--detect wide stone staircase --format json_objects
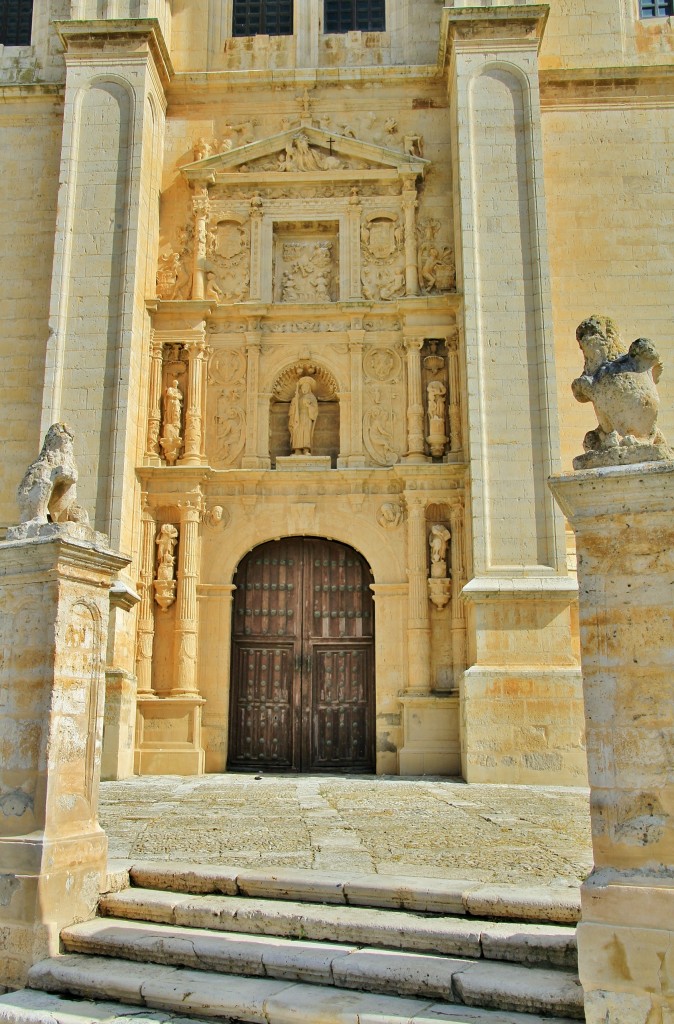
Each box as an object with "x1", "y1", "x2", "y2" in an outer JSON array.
[{"x1": 0, "y1": 864, "x2": 585, "y2": 1023}]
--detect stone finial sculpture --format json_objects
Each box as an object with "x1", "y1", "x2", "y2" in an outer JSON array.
[
  {"x1": 10, "y1": 423, "x2": 90, "y2": 539},
  {"x1": 571, "y1": 315, "x2": 673, "y2": 470}
]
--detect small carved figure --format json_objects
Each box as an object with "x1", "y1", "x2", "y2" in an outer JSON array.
[
  {"x1": 154, "y1": 523, "x2": 178, "y2": 610},
  {"x1": 364, "y1": 388, "x2": 397, "y2": 466},
  {"x1": 429, "y1": 523, "x2": 451, "y2": 579},
  {"x1": 379, "y1": 268, "x2": 405, "y2": 301},
  {"x1": 160, "y1": 379, "x2": 184, "y2": 465},
  {"x1": 571, "y1": 315, "x2": 673, "y2": 469},
  {"x1": 289, "y1": 376, "x2": 319, "y2": 454},
  {"x1": 15, "y1": 423, "x2": 89, "y2": 529},
  {"x1": 193, "y1": 137, "x2": 212, "y2": 162},
  {"x1": 203, "y1": 505, "x2": 228, "y2": 528},
  {"x1": 205, "y1": 272, "x2": 225, "y2": 303},
  {"x1": 377, "y1": 502, "x2": 403, "y2": 530}
]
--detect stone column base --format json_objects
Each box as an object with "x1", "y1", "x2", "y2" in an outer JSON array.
[
  {"x1": 461, "y1": 666, "x2": 587, "y2": 785},
  {"x1": 578, "y1": 878, "x2": 674, "y2": 1023},
  {"x1": 398, "y1": 694, "x2": 460, "y2": 776},
  {"x1": 135, "y1": 695, "x2": 205, "y2": 775}
]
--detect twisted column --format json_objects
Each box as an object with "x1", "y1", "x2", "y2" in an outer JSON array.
[
  {"x1": 181, "y1": 337, "x2": 207, "y2": 466},
  {"x1": 135, "y1": 501, "x2": 157, "y2": 697},
  {"x1": 402, "y1": 175, "x2": 419, "y2": 297},
  {"x1": 406, "y1": 495, "x2": 431, "y2": 693},
  {"x1": 404, "y1": 336, "x2": 426, "y2": 461},
  {"x1": 145, "y1": 334, "x2": 163, "y2": 464},
  {"x1": 172, "y1": 501, "x2": 201, "y2": 696}
]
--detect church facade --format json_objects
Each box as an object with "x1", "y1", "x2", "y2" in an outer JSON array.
[{"x1": 1, "y1": 0, "x2": 672, "y2": 784}]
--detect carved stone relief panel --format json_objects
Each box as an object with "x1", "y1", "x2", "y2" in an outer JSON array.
[
  {"x1": 273, "y1": 222, "x2": 339, "y2": 303},
  {"x1": 417, "y1": 219, "x2": 456, "y2": 294},
  {"x1": 206, "y1": 346, "x2": 247, "y2": 468},
  {"x1": 362, "y1": 346, "x2": 404, "y2": 466},
  {"x1": 360, "y1": 212, "x2": 405, "y2": 301},
  {"x1": 206, "y1": 216, "x2": 250, "y2": 303}
]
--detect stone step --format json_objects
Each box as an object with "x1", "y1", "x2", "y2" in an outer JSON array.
[
  {"x1": 120, "y1": 862, "x2": 580, "y2": 924},
  {"x1": 99, "y1": 887, "x2": 578, "y2": 968},
  {"x1": 22, "y1": 956, "x2": 583, "y2": 1024},
  {"x1": 59, "y1": 920, "x2": 584, "y2": 1018},
  {"x1": 0, "y1": 988, "x2": 229, "y2": 1024}
]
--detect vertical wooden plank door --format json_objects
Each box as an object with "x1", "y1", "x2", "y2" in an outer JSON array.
[{"x1": 228, "y1": 537, "x2": 375, "y2": 772}]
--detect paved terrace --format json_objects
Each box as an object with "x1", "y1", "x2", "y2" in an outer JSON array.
[{"x1": 100, "y1": 775, "x2": 593, "y2": 887}]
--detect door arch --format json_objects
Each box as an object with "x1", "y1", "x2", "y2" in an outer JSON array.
[{"x1": 228, "y1": 537, "x2": 375, "y2": 772}]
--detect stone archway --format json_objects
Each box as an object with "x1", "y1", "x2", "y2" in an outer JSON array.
[{"x1": 228, "y1": 536, "x2": 375, "y2": 773}]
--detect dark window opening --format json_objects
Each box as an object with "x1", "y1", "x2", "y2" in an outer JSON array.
[
  {"x1": 324, "y1": 0, "x2": 385, "y2": 33},
  {"x1": 639, "y1": 0, "x2": 673, "y2": 15},
  {"x1": 232, "y1": 0, "x2": 294, "y2": 36},
  {"x1": 0, "y1": 0, "x2": 33, "y2": 46}
]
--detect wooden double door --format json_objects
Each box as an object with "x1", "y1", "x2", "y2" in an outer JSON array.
[{"x1": 228, "y1": 537, "x2": 375, "y2": 772}]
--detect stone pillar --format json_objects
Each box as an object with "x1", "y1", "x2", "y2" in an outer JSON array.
[
  {"x1": 173, "y1": 502, "x2": 201, "y2": 696},
  {"x1": 181, "y1": 336, "x2": 208, "y2": 466},
  {"x1": 249, "y1": 195, "x2": 264, "y2": 301},
  {"x1": 241, "y1": 324, "x2": 263, "y2": 469},
  {"x1": 549, "y1": 462, "x2": 674, "y2": 1024},
  {"x1": 449, "y1": 501, "x2": 467, "y2": 683},
  {"x1": 443, "y1": 6, "x2": 584, "y2": 784},
  {"x1": 145, "y1": 333, "x2": 163, "y2": 465},
  {"x1": 0, "y1": 530, "x2": 129, "y2": 990},
  {"x1": 135, "y1": 502, "x2": 156, "y2": 699},
  {"x1": 447, "y1": 332, "x2": 462, "y2": 453},
  {"x1": 405, "y1": 496, "x2": 431, "y2": 694},
  {"x1": 404, "y1": 336, "x2": 427, "y2": 462},
  {"x1": 346, "y1": 329, "x2": 366, "y2": 466},
  {"x1": 347, "y1": 196, "x2": 362, "y2": 299},
  {"x1": 191, "y1": 190, "x2": 209, "y2": 301},
  {"x1": 402, "y1": 175, "x2": 419, "y2": 297}
]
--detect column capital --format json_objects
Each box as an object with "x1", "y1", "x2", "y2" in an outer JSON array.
[
  {"x1": 403, "y1": 335, "x2": 425, "y2": 352},
  {"x1": 55, "y1": 18, "x2": 174, "y2": 91},
  {"x1": 177, "y1": 500, "x2": 203, "y2": 525}
]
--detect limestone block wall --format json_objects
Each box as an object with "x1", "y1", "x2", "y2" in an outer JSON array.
[{"x1": 0, "y1": 93, "x2": 61, "y2": 530}]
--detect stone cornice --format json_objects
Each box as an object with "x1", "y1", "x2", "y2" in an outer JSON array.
[
  {"x1": 540, "y1": 64, "x2": 674, "y2": 109},
  {"x1": 0, "y1": 83, "x2": 64, "y2": 104},
  {"x1": 439, "y1": 4, "x2": 550, "y2": 66},
  {"x1": 55, "y1": 18, "x2": 173, "y2": 90},
  {"x1": 549, "y1": 462, "x2": 674, "y2": 524}
]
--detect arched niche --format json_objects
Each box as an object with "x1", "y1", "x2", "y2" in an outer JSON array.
[{"x1": 269, "y1": 363, "x2": 340, "y2": 467}]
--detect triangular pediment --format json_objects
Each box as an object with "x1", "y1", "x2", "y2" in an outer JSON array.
[{"x1": 182, "y1": 124, "x2": 428, "y2": 183}]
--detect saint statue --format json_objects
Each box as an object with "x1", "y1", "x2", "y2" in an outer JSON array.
[
  {"x1": 289, "y1": 376, "x2": 318, "y2": 455},
  {"x1": 429, "y1": 523, "x2": 451, "y2": 579},
  {"x1": 164, "y1": 380, "x2": 183, "y2": 433}
]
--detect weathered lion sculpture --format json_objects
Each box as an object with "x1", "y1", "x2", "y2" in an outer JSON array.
[
  {"x1": 16, "y1": 423, "x2": 89, "y2": 527},
  {"x1": 571, "y1": 315, "x2": 671, "y2": 469}
]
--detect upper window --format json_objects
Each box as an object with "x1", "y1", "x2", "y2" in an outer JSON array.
[
  {"x1": 232, "y1": 0, "x2": 294, "y2": 36},
  {"x1": 324, "y1": 0, "x2": 386, "y2": 33},
  {"x1": 0, "y1": 0, "x2": 33, "y2": 45},
  {"x1": 639, "y1": 0, "x2": 673, "y2": 15}
]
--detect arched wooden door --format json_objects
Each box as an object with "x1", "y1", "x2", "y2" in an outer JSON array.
[{"x1": 228, "y1": 537, "x2": 375, "y2": 772}]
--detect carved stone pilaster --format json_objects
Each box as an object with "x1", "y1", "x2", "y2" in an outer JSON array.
[
  {"x1": 347, "y1": 195, "x2": 362, "y2": 299},
  {"x1": 249, "y1": 194, "x2": 264, "y2": 301},
  {"x1": 181, "y1": 336, "x2": 208, "y2": 466},
  {"x1": 136, "y1": 502, "x2": 156, "y2": 697},
  {"x1": 447, "y1": 331, "x2": 462, "y2": 452},
  {"x1": 449, "y1": 502, "x2": 467, "y2": 679},
  {"x1": 192, "y1": 191, "x2": 209, "y2": 301},
  {"x1": 348, "y1": 330, "x2": 365, "y2": 465},
  {"x1": 242, "y1": 324, "x2": 262, "y2": 468},
  {"x1": 402, "y1": 176, "x2": 419, "y2": 297},
  {"x1": 145, "y1": 335, "x2": 163, "y2": 464},
  {"x1": 172, "y1": 501, "x2": 201, "y2": 697},
  {"x1": 404, "y1": 337, "x2": 427, "y2": 462},
  {"x1": 406, "y1": 496, "x2": 431, "y2": 693}
]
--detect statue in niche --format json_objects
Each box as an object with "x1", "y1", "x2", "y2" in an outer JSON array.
[
  {"x1": 160, "y1": 379, "x2": 183, "y2": 465},
  {"x1": 429, "y1": 523, "x2": 451, "y2": 579},
  {"x1": 571, "y1": 315, "x2": 673, "y2": 469},
  {"x1": 154, "y1": 523, "x2": 178, "y2": 610},
  {"x1": 364, "y1": 388, "x2": 397, "y2": 466},
  {"x1": 289, "y1": 377, "x2": 318, "y2": 455},
  {"x1": 13, "y1": 423, "x2": 89, "y2": 532},
  {"x1": 427, "y1": 380, "x2": 448, "y2": 458}
]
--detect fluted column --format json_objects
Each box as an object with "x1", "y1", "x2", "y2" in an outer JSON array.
[
  {"x1": 404, "y1": 336, "x2": 427, "y2": 462},
  {"x1": 145, "y1": 334, "x2": 163, "y2": 464},
  {"x1": 249, "y1": 194, "x2": 264, "y2": 301},
  {"x1": 402, "y1": 175, "x2": 419, "y2": 297},
  {"x1": 449, "y1": 502, "x2": 467, "y2": 682},
  {"x1": 347, "y1": 194, "x2": 362, "y2": 299},
  {"x1": 172, "y1": 502, "x2": 201, "y2": 696},
  {"x1": 192, "y1": 190, "x2": 209, "y2": 301},
  {"x1": 447, "y1": 331, "x2": 462, "y2": 453},
  {"x1": 242, "y1": 323, "x2": 262, "y2": 468},
  {"x1": 406, "y1": 495, "x2": 431, "y2": 693},
  {"x1": 347, "y1": 329, "x2": 365, "y2": 465},
  {"x1": 135, "y1": 501, "x2": 157, "y2": 697},
  {"x1": 181, "y1": 336, "x2": 208, "y2": 466}
]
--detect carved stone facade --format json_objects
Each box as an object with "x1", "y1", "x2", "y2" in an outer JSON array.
[{"x1": 7, "y1": 0, "x2": 673, "y2": 790}]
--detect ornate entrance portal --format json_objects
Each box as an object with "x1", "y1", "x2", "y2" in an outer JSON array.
[{"x1": 228, "y1": 538, "x2": 375, "y2": 773}]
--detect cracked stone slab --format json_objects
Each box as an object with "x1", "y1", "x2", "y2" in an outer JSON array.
[
  {"x1": 0, "y1": 989, "x2": 228, "y2": 1024},
  {"x1": 452, "y1": 960, "x2": 585, "y2": 1019}
]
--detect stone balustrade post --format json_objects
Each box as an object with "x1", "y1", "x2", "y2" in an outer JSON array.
[
  {"x1": 172, "y1": 502, "x2": 201, "y2": 696},
  {"x1": 406, "y1": 495, "x2": 431, "y2": 693},
  {"x1": 135, "y1": 502, "x2": 157, "y2": 698},
  {"x1": 404, "y1": 336, "x2": 427, "y2": 462},
  {"x1": 402, "y1": 175, "x2": 419, "y2": 297},
  {"x1": 549, "y1": 462, "x2": 674, "y2": 1024},
  {"x1": 181, "y1": 336, "x2": 208, "y2": 466}
]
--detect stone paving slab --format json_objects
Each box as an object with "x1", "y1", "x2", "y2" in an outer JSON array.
[{"x1": 99, "y1": 775, "x2": 592, "y2": 886}]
